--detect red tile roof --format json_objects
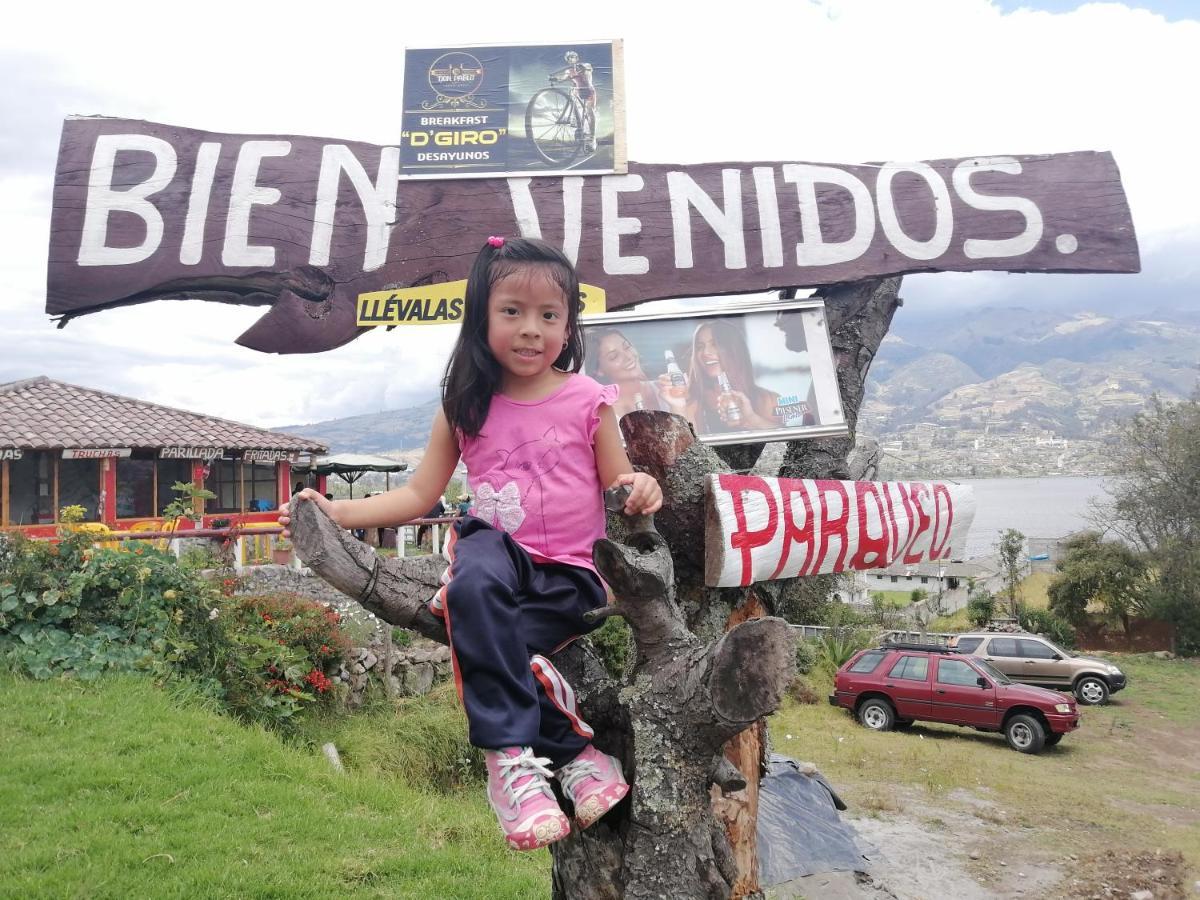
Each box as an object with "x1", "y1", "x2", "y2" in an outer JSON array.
[{"x1": 0, "y1": 377, "x2": 327, "y2": 453}]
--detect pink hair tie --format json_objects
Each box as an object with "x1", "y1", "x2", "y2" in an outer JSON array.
[{"x1": 487, "y1": 235, "x2": 505, "y2": 248}]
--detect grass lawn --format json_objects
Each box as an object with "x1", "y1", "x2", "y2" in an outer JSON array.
[
  {"x1": 775, "y1": 653, "x2": 1200, "y2": 874},
  {"x1": 0, "y1": 676, "x2": 547, "y2": 899}
]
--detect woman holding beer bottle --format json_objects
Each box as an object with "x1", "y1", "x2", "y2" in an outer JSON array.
[{"x1": 657, "y1": 319, "x2": 784, "y2": 434}]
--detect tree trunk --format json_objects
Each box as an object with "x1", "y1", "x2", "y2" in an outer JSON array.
[{"x1": 289, "y1": 277, "x2": 902, "y2": 899}]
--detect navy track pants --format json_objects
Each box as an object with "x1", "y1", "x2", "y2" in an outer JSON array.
[{"x1": 429, "y1": 517, "x2": 606, "y2": 767}]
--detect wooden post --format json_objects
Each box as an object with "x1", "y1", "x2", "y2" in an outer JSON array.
[
  {"x1": 1, "y1": 459, "x2": 8, "y2": 527},
  {"x1": 52, "y1": 457, "x2": 59, "y2": 522},
  {"x1": 233, "y1": 536, "x2": 245, "y2": 573}
]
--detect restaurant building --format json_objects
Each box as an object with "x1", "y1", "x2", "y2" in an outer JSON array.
[{"x1": 0, "y1": 377, "x2": 327, "y2": 536}]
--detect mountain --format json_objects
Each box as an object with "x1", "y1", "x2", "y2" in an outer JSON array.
[
  {"x1": 279, "y1": 398, "x2": 439, "y2": 455},
  {"x1": 278, "y1": 307, "x2": 1198, "y2": 467},
  {"x1": 864, "y1": 306, "x2": 1200, "y2": 438}
]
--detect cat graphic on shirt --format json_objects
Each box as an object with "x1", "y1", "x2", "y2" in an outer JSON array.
[{"x1": 477, "y1": 426, "x2": 562, "y2": 547}]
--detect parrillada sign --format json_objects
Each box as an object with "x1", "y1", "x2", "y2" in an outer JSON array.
[
  {"x1": 46, "y1": 117, "x2": 1139, "y2": 355},
  {"x1": 159, "y1": 446, "x2": 223, "y2": 460}
]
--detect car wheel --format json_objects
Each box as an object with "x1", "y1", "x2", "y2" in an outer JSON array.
[
  {"x1": 858, "y1": 698, "x2": 895, "y2": 732},
  {"x1": 1004, "y1": 714, "x2": 1046, "y2": 754},
  {"x1": 1044, "y1": 732, "x2": 1063, "y2": 747},
  {"x1": 1075, "y1": 676, "x2": 1110, "y2": 706}
]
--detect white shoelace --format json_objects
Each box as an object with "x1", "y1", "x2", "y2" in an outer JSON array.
[
  {"x1": 496, "y1": 748, "x2": 556, "y2": 810},
  {"x1": 557, "y1": 757, "x2": 602, "y2": 799}
]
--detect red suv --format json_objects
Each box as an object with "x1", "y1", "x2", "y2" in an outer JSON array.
[{"x1": 829, "y1": 643, "x2": 1080, "y2": 753}]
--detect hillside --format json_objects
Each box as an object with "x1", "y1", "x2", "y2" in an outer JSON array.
[{"x1": 276, "y1": 307, "x2": 1197, "y2": 477}]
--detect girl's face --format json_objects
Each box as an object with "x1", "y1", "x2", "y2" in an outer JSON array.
[
  {"x1": 693, "y1": 326, "x2": 725, "y2": 380},
  {"x1": 487, "y1": 266, "x2": 570, "y2": 383},
  {"x1": 596, "y1": 333, "x2": 646, "y2": 382}
]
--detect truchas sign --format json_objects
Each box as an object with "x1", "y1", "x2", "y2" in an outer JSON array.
[{"x1": 46, "y1": 118, "x2": 1139, "y2": 355}]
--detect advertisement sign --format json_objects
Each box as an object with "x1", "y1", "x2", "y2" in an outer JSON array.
[
  {"x1": 356, "y1": 281, "x2": 607, "y2": 327},
  {"x1": 582, "y1": 299, "x2": 845, "y2": 445},
  {"x1": 705, "y1": 475, "x2": 976, "y2": 588},
  {"x1": 61, "y1": 448, "x2": 131, "y2": 459},
  {"x1": 159, "y1": 446, "x2": 224, "y2": 461},
  {"x1": 400, "y1": 40, "x2": 624, "y2": 178},
  {"x1": 45, "y1": 117, "x2": 1140, "y2": 355}
]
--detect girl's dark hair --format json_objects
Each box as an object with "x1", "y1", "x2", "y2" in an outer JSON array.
[{"x1": 442, "y1": 237, "x2": 584, "y2": 438}]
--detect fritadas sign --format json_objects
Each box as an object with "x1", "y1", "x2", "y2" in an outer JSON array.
[
  {"x1": 46, "y1": 117, "x2": 1138, "y2": 354},
  {"x1": 704, "y1": 475, "x2": 976, "y2": 588}
]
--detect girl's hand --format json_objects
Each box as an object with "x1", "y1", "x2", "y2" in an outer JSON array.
[
  {"x1": 277, "y1": 489, "x2": 337, "y2": 538},
  {"x1": 613, "y1": 472, "x2": 663, "y2": 515}
]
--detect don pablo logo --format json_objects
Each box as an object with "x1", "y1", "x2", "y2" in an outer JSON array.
[{"x1": 425, "y1": 51, "x2": 486, "y2": 109}]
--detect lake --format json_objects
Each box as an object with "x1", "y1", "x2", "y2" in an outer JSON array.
[{"x1": 956, "y1": 476, "x2": 1109, "y2": 559}]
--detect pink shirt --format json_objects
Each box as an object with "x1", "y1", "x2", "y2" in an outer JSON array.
[{"x1": 460, "y1": 375, "x2": 618, "y2": 573}]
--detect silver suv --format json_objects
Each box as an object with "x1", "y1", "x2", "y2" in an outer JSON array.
[{"x1": 947, "y1": 632, "x2": 1127, "y2": 706}]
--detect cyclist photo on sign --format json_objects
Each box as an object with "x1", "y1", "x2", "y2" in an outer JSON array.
[{"x1": 550, "y1": 51, "x2": 596, "y2": 151}]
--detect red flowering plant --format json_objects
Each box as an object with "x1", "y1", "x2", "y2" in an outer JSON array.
[{"x1": 216, "y1": 592, "x2": 352, "y2": 729}]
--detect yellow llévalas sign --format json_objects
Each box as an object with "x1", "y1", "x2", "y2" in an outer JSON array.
[{"x1": 357, "y1": 281, "x2": 607, "y2": 326}]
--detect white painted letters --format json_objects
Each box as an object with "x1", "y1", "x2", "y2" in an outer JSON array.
[
  {"x1": 310, "y1": 145, "x2": 400, "y2": 271},
  {"x1": 783, "y1": 164, "x2": 876, "y2": 267},
  {"x1": 78, "y1": 134, "x2": 178, "y2": 266},
  {"x1": 222, "y1": 140, "x2": 292, "y2": 267},
  {"x1": 953, "y1": 157, "x2": 1044, "y2": 259},
  {"x1": 876, "y1": 162, "x2": 954, "y2": 261},
  {"x1": 667, "y1": 169, "x2": 747, "y2": 270},
  {"x1": 601, "y1": 174, "x2": 650, "y2": 275}
]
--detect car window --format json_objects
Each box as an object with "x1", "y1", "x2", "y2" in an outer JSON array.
[
  {"x1": 887, "y1": 655, "x2": 929, "y2": 681},
  {"x1": 848, "y1": 650, "x2": 887, "y2": 673},
  {"x1": 988, "y1": 637, "x2": 1019, "y2": 657},
  {"x1": 937, "y1": 659, "x2": 982, "y2": 686},
  {"x1": 955, "y1": 637, "x2": 983, "y2": 653},
  {"x1": 973, "y1": 658, "x2": 1012, "y2": 685},
  {"x1": 1018, "y1": 639, "x2": 1057, "y2": 659}
]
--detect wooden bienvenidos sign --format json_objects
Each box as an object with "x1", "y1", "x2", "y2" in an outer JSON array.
[
  {"x1": 46, "y1": 117, "x2": 1139, "y2": 354},
  {"x1": 704, "y1": 474, "x2": 976, "y2": 588}
]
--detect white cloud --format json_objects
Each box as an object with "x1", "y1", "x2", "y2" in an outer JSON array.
[{"x1": 1, "y1": 0, "x2": 1197, "y2": 431}]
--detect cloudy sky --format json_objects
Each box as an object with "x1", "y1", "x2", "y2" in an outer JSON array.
[{"x1": 1, "y1": 0, "x2": 1196, "y2": 429}]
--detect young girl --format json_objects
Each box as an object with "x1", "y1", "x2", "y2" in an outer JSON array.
[{"x1": 279, "y1": 236, "x2": 661, "y2": 852}]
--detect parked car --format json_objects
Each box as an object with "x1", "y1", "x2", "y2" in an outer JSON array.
[
  {"x1": 946, "y1": 632, "x2": 1126, "y2": 706},
  {"x1": 829, "y1": 642, "x2": 1080, "y2": 753}
]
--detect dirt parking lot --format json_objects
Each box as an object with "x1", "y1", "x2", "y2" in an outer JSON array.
[{"x1": 770, "y1": 654, "x2": 1200, "y2": 899}]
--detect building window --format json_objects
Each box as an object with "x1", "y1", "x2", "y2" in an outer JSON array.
[
  {"x1": 117, "y1": 455, "x2": 155, "y2": 519},
  {"x1": 889, "y1": 575, "x2": 898, "y2": 583},
  {"x1": 920, "y1": 576, "x2": 929, "y2": 584},
  {"x1": 244, "y1": 462, "x2": 277, "y2": 512},
  {"x1": 156, "y1": 459, "x2": 194, "y2": 517},
  {"x1": 205, "y1": 460, "x2": 241, "y2": 513},
  {"x1": 59, "y1": 459, "x2": 101, "y2": 522},
  {"x1": 8, "y1": 451, "x2": 55, "y2": 525}
]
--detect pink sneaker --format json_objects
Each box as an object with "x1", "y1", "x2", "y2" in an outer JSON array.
[
  {"x1": 484, "y1": 747, "x2": 570, "y2": 851},
  {"x1": 556, "y1": 744, "x2": 630, "y2": 828}
]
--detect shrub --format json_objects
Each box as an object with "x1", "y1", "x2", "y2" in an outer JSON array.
[
  {"x1": 966, "y1": 591, "x2": 996, "y2": 628},
  {"x1": 794, "y1": 637, "x2": 817, "y2": 675},
  {"x1": 216, "y1": 593, "x2": 352, "y2": 730},
  {"x1": 1018, "y1": 605, "x2": 1077, "y2": 650},
  {"x1": 1, "y1": 530, "x2": 224, "y2": 683},
  {"x1": 815, "y1": 627, "x2": 874, "y2": 676}
]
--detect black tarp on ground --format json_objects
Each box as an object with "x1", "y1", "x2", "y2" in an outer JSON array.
[{"x1": 757, "y1": 754, "x2": 871, "y2": 885}]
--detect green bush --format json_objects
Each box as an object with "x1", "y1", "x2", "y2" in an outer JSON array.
[
  {"x1": 1018, "y1": 605, "x2": 1077, "y2": 650},
  {"x1": 794, "y1": 637, "x2": 817, "y2": 675},
  {"x1": 815, "y1": 628, "x2": 874, "y2": 676},
  {"x1": 217, "y1": 592, "x2": 353, "y2": 730},
  {"x1": 0, "y1": 530, "x2": 224, "y2": 682},
  {"x1": 1, "y1": 529, "x2": 353, "y2": 732},
  {"x1": 967, "y1": 591, "x2": 996, "y2": 628}
]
